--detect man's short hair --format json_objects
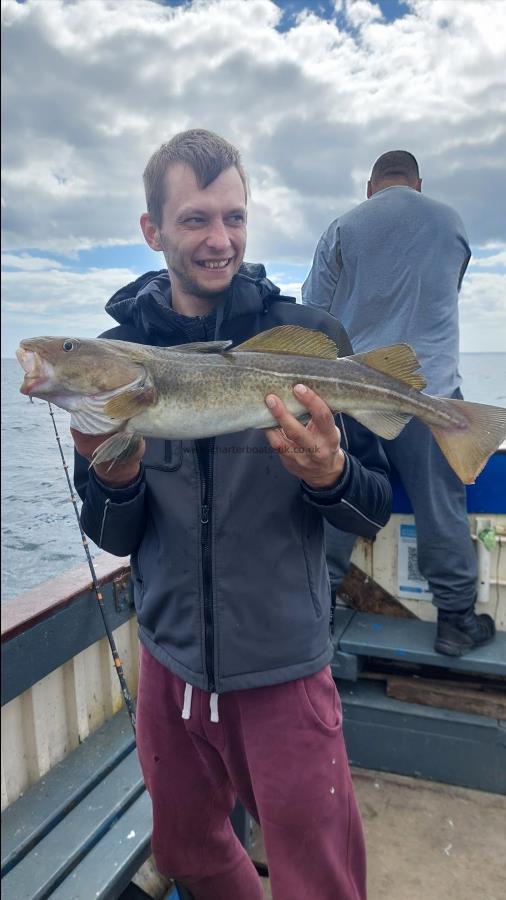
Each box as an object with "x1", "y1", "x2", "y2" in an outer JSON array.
[
  {"x1": 370, "y1": 150, "x2": 420, "y2": 186},
  {"x1": 143, "y1": 129, "x2": 248, "y2": 226}
]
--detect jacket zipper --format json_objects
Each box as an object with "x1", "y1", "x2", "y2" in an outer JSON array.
[{"x1": 197, "y1": 438, "x2": 216, "y2": 693}]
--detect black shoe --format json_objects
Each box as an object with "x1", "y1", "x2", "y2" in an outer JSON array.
[{"x1": 435, "y1": 606, "x2": 496, "y2": 657}]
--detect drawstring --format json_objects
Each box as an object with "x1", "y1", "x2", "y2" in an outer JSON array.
[
  {"x1": 181, "y1": 684, "x2": 220, "y2": 723},
  {"x1": 182, "y1": 683, "x2": 193, "y2": 720},
  {"x1": 210, "y1": 692, "x2": 219, "y2": 723}
]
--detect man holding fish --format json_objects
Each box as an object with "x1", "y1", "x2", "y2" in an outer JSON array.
[
  {"x1": 71, "y1": 129, "x2": 392, "y2": 900},
  {"x1": 17, "y1": 132, "x2": 506, "y2": 899},
  {"x1": 82, "y1": 132, "x2": 396, "y2": 900},
  {"x1": 302, "y1": 150, "x2": 498, "y2": 658}
]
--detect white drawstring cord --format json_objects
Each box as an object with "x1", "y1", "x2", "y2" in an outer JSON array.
[
  {"x1": 181, "y1": 683, "x2": 219, "y2": 722},
  {"x1": 210, "y1": 692, "x2": 220, "y2": 723},
  {"x1": 181, "y1": 683, "x2": 193, "y2": 720}
]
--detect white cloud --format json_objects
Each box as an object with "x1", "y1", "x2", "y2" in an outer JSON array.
[
  {"x1": 345, "y1": 1, "x2": 383, "y2": 28},
  {"x1": 271, "y1": 279, "x2": 302, "y2": 304},
  {"x1": 1, "y1": 253, "x2": 65, "y2": 270},
  {"x1": 1, "y1": 0, "x2": 505, "y2": 350},
  {"x1": 2, "y1": 0, "x2": 506, "y2": 253},
  {"x1": 1, "y1": 266, "x2": 139, "y2": 355},
  {"x1": 460, "y1": 272, "x2": 506, "y2": 323},
  {"x1": 469, "y1": 248, "x2": 506, "y2": 270},
  {"x1": 459, "y1": 271, "x2": 506, "y2": 353}
]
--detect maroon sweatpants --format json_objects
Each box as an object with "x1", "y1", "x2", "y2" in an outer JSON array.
[{"x1": 136, "y1": 645, "x2": 366, "y2": 900}]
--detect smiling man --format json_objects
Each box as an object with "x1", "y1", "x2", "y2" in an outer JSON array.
[
  {"x1": 140, "y1": 139, "x2": 248, "y2": 313},
  {"x1": 72, "y1": 129, "x2": 392, "y2": 900}
]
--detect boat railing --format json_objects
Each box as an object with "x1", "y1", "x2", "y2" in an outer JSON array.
[{"x1": 1, "y1": 553, "x2": 135, "y2": 812}]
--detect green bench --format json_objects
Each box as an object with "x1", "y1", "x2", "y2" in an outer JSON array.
[
  {"x1": 332, "y1": 608, "x2": 506, "y2": 678},
  {"x1": 331, "y1": 609, "x2": 506, "y2": 794},
  {"x1": 1, "y1": 709, "x2": 157, "y2": 899},
  {"x1": 0, "y1": 706, "x2": 253, "y2": 900}
]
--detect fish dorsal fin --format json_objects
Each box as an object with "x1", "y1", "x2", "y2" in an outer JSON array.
[
  {"x1": 170, "y1": 340, "x2": 233, "y2": 353},
  {"x1": 351, "y1": 344, "x2": 427, "y2": 391},
  {"x1": 234, "y1": 325, "x2": 338, "y2": 359}
]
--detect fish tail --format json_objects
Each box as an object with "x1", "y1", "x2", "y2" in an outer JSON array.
[{"x1": 429, "y1": 399, "x2": 506, "y2": 484}]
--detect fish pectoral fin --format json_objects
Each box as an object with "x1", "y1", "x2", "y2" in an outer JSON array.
[
  {"x1": 169, "y1": 340, "x2": 234, "y2": 353},
  {"x1": 90, "y1": 433, "x2": 143, "y2": 470},
  {"x1": 351, "y1": 344, "x2": 427, "y2": 391},
  {"x1": 233, "y1": 325, "x2": 338, "y2": 359},
  {"x1": 351, "y1": 409, "x2": 412, "y2": 439},
  {"x1": 104, "y1": 383, "x2": 156, "y2": 420}
]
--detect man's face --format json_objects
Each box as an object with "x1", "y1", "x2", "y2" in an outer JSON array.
[{"x1": 156, "y1": 162, "x2": 247, "y2": 301}]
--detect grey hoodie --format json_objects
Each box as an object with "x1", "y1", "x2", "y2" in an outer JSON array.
[{"x1": 75, "y1": 265, "x2": 391, "y2": 693}]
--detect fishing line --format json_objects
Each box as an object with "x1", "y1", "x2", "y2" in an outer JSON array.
[{"x1": 47, "y1": 402, "x2": 136, "y2": 732}]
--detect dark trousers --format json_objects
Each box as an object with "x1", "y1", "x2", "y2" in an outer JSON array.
[
  {"x1": 136, "y1": 645, "x2": 366, "y2": 900},
  {"x1": 326, "y1": 402, "x2": 478, "y2": 612}
]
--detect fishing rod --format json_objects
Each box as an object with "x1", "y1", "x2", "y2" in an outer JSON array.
[{"x1": 48, "y1": 402, "x2": 136, "y2": 732}]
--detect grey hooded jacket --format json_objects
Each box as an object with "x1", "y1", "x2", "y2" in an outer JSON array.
[{"x1": 75, "y1": 265, "x2": 391, "y2": 693}]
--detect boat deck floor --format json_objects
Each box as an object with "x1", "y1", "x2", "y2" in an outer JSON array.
[{"x1": 250, "y1": 768, "x2": 505, "y2": 900}]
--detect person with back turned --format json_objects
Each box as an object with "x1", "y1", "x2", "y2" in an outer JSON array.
[
  {"x1": 71, "y1": 129, "x2": 392, "y2": 899},
  {"x1": 302, "y1": 149, "x2": 495, "y2": 657}
]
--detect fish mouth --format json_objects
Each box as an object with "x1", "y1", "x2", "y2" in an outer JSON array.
[{"x1": 16, "y1": 347, "x2": 52, "y2": 396}]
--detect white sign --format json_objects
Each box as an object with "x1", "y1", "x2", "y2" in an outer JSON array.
[{"x1": 397, "y1": 523, "x2": 432, "y2": 601}]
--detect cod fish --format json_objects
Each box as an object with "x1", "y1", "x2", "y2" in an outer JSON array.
[{"x1": 17, "y1": 325, "x2": 506, "y2": 484}]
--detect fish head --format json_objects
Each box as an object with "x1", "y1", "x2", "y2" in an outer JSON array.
[{"x1": 16, "y1": 336, "x2": 145, "y2": 402}]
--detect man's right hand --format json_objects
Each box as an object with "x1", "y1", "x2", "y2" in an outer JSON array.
[{"x1": 71, "y1": 428, "x2": 146, "y2": 487}]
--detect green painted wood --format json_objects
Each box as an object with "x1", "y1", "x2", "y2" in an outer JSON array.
[
  {"x1": 1, "y1": 751, "x2": 145, "y2": 899},
  {"x1": 339, "y1": 613, "x2": 506, "y2": 676},
  {"x1": 48, "y1": 791, "x2": 153, "y2": 900},
  {"x1": 331, "y1": 649, "x2": 363, "y2": 681},
  {"x1": 1, "y1": 584, "x2": 135, "y2": 706},
  {"x1": 332, "y1": 607, "x2": 356, "y2": 639},
  {"x1": 337, "y1": 679, "x2": 506, "y2": 794},
  {"x1": 1, "y1": 709, "x2": 134, "y2": 875}
]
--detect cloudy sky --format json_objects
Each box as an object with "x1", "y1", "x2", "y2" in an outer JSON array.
[{"x1": 2, "y1": 0, "x2": 505, "y2": 356}]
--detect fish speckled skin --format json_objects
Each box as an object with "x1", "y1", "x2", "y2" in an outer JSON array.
[
  {"x1": 124, "y1": 349, "x2": 464, "y2": 439},
  {"x1": 17, "y1": 327, "x2": 506, "y2": 484}
]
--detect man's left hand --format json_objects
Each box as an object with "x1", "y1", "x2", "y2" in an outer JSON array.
[{"x1": 264, "y1": 384, "x2": 345, "y2": 490}]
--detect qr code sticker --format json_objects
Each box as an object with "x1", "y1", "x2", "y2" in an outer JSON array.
[{"x1": 407, "y1": 545, "x2": 423, "y2": 583}]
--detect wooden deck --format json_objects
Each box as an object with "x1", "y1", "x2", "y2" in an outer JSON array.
[{"x1": 251, "y1": 768, "x2": 506, "y2": 900}]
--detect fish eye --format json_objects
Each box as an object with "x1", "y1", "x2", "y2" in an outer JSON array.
[{"x1": 62, "y1": 340, "x2": 75, "y2": 352}]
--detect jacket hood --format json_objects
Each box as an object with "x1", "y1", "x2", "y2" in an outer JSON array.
[{"x1": 104, "y1": 263, "x2": 291, "y2": 341}]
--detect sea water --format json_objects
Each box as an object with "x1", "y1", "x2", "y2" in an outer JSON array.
[{"x1": 2, "y1": 354, "x2": 505, "y2": 602}]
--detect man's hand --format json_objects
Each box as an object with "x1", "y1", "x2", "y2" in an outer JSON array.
[
  {"x1": 71, "y1": 428, "x2": 145, "y2": 487},
  {"x1": 264, "y1": 384, "x2": 345, "y2": 490}
]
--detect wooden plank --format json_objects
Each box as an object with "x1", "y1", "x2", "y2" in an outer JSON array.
[
  {"x1": 386, "y1": 675, "x2": 506, "y2": 720},
  {"x1": 332, "y1": 607, "x2": 356, "y2": 639},
  {"x1": 48, "y1": 791, "x2": 153, "y2": 900},
  {"x1": 1, "y1": 554, "x2": 130, "y2": 641},
  {"x1": 1, "y1": 752, "x2": 144, "y2": 899},
  {"x1": 331, "y1": 649, "x2": 364, "y2": 681},
  {"x1": 340, "y1": 613, "x2": 506, "y2": 677},
  {"x1": 1, "y1": 581, "x2": 135, "y2": 706},
  {"x1": 1, "y1": 709, "x2": 134, "y2": 874},
  {"x1": 339, "y1": 563, "x2": 417, "y2": 619},
  {"x1": 337, "y1": 679, "x2": 506, "y2": 794},
  {"x1": 131, "y1": 855, "x2": 173, "y2": 899}
]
